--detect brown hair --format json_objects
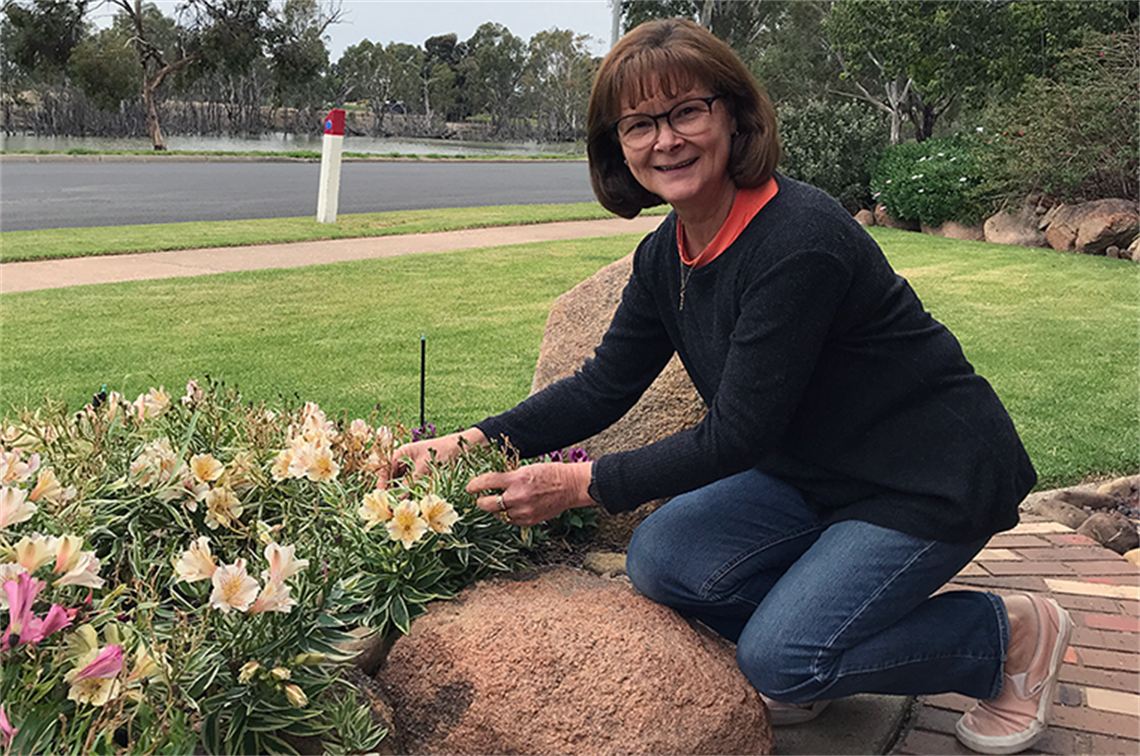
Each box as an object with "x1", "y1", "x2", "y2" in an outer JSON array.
[{"x1": 587, "y1": 18, "x2": 781, "y2": 218}]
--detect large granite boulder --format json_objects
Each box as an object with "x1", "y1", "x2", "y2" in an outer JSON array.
[
  {"x1": 873, "y1": 205, "x2": 920, "y2": 231},
  {"x1": 921, "y1": 220, "x2": 986, "y2": 241},
  {"x1": 531, "y1": 252, "x2": 707, "y2": 547},
  {"x1": 983, "y1": 206, "x2": 1050, "y2": 248},
  {"x1": 378, "y1": 567, "x2": 774, "y2": 756},
  {"x1": 1043, "y1": 199, "x2": 1139, "y2": 255}
]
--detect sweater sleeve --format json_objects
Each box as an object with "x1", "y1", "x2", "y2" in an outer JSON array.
[
  {"x1": 592, "y1": 247, "x2": 853, "y2": 512},
  {"x1": 474, "y1": 241, "x2": 677, "y2": 460}
]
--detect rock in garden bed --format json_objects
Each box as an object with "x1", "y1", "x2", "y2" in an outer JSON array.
[
  {"x1": 377, "y1": 567, "x2": 774, "y2": 756},
  {"x1": 1021, "y1": 474, "x2": 1140, "y2": 555}
]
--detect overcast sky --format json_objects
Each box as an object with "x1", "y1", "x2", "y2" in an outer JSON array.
[{"x1": 93, "y1": 1, "x2": 620, "y2": 62}]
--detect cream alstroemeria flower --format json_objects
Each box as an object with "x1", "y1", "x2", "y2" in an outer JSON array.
[
  {"x1": 209, "y1": 558, "x2": 260, "y2": 613},
  {"x1": 13, "y1": 533, "x2": 54, "y2": 572},
  {"x1": 128, "y1": 640, "x2": 168, "y2": 682},
  {"x1": 419, "y1": 494, "x2": 459, "y2": 535},
  {"x1": 49, "y1": 534, "x2": 85, "y2": 574},
  {"x1": 270, "y1": 449, "x2": 294, "y2": 481},
  {"x1": 261, "y1": 542, "x2": 308, "y2": 585},
  {"x1": 130, "y1": 438, "x2": 178, "y2": 487},
  {"x1": 204, "y1": 487, "x2": 243, "y2": 530},
  {"x1": 189, "y1": 453, "x2": 225, "y2": 484},
  {"x1": 238, "y1": 660, "x2": 261, "y2": 684},
  {"x1": 0, "y1": 450, "x2": 40, "y2": 484},
  {"x1": 156, "y1": 466, "x2": 210, "y2": 509},
  {"x1": 0, "y1": 485, "x2": 36, "y2": 528},
  {"x1": 132, "y1": 387, "x2": 171, "y2": 422},
  {"x1": 247, "y1": 579, "x2": 296, "y2": 615},
  {"x1": 172, "y1": 537, "x2": 217, "y2": 582},
  {"x1": 29, "y1": 467, "x2": 75, "y2": 504},
  {"x1": 54, "y1": 551, "x2": 105, "y2": 589},
  {"x1": 358, "y1": 489, "x2": 394, "y2": 531},
  {"x1": 284, "y1": 683, "x2": 308, "y2": 708},
  {"x1": 386, "y1": 500, "x2": 428, "y2": 549}
]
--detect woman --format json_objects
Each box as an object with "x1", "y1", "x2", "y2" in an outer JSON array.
[{"x1": 385, "y1": 19, "x2": 1070, "y2": 756}]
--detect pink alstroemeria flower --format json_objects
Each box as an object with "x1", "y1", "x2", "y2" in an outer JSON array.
[
  {"x1": 0, "y1": 704, "x2": 16, "y2": 747},
  {"x1": 71, "y1": 644, "x2": 124, "y2": 681},
  {"x1": 1, "y1": 572, "x2": 72, "y2": 650}
]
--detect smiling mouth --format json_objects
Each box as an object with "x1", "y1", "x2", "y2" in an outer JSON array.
[{"x1": 655, "y1": 157, "x2": 697, "y2": 172}]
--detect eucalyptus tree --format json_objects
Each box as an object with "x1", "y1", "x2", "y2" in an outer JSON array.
[
  {"x1": 0, "y1": 0, "x2": 89, "y2": 79},
  {"x1": 269, "y1": 0, "x2": 340, "y2": 111},
  {"x1": 461, "y1": 21, "x2": 526, "y2": 135},
  {"x1": 336, "y1": 39, "x2": 420, "y2": 134},
  {"x1": 523, "y1": 28, "x2": 597, "y2": 140}
]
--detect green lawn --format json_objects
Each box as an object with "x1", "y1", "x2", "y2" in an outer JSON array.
[
  {"x1": 0, "y1": 225, "x2": 1135, "y2": 491},
  {"x1": 0, "y1": 202, "x2": 668, "y2": 263}
]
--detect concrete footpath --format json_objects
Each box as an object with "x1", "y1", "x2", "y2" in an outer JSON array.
[
  {"x1": 1, "y1": 220, "x2": 1136, "y2": 755},
  {"x1": 0, "y1": 215, "x2": 663, "y2": 294}
]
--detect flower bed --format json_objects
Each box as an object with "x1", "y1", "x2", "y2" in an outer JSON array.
[{"x1": 1, "y1": 378, "x2": 580, "y2": 754}]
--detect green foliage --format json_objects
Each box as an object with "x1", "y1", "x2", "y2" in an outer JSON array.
[
  {"x1": 975, "y1": 27, "x2": 1139, "y2": 203},
  {"x1": 68, "y1": 26, "x2": 138, "y2": 111},
  {"x1": 777, "y1": 97, "x2": 887, "y2": 210},
  {"x1": 1, "y1": 377, "x2": 585, "y2": 754},
  {"x1": 870, "y1": 135, "x2": 983, "y2": 226},
  {"x1": 1, "y1": 0, "x2": 89, "y2": 77}
]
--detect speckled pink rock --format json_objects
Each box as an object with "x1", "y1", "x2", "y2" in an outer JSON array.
[{"x1": 379, "y1": 567, "x2": 774, "y2": 755}]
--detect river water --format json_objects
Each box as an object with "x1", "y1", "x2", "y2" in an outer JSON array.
[{"x1": 0, "y1": 133, "x2": 584, "y2": 157}]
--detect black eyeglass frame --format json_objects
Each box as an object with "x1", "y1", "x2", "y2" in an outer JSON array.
[{"x1": 613, "y1": 95, "x2": 724, "y2": 146}]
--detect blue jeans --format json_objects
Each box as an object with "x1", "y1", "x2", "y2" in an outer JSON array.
[{"x1": 626, "y1": 469, "x2": 1009, "y2": 702}]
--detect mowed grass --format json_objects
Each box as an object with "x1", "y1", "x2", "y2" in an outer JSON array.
[
  {"x1": 0, "y1": 202, "x2": 671, "y2": 263},
  {"x1": 1, "y1": 225, "x2": 1135, "y2": 491}
]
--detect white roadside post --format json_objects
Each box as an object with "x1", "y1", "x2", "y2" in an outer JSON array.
[{"x1": 316, "y1": 108, "x2": 346, "y2": 223}]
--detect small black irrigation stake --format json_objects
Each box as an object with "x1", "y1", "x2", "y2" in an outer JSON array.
[{"x1": 420, "y1": 334, "x2": 427, "y2": 432}]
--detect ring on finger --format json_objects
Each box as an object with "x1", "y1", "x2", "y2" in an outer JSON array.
[{"x1": 496, "y1": 494, "x2": 506, "y2": 512}]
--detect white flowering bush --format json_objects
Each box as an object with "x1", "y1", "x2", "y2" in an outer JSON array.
[
  {"x1": 0, "y1": 378, "x2": 566, "y2": 755},
  {"x1": 870, "y1": 135, "x2": 984, "y2": 227}
]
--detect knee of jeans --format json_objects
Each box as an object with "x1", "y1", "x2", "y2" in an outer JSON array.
[
  {"x1": 626, "y1": 522, "x2": 669, "y2": 602},
  {"x1": 737, "y1": 636, "x2": 831, "y2": 703}
]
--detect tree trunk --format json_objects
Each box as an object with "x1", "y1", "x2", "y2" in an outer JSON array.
[{"x1": 142, "y1": 81, "x2": 167, "y2": 150}]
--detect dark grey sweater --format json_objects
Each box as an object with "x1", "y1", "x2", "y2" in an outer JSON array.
[{"x1": 476, "y1": 176, "x2": 1035, "y2": 543}]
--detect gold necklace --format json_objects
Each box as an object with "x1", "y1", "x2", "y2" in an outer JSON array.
[{"x1": 679, "y1": 256, "x2": 696, "y2": 310}]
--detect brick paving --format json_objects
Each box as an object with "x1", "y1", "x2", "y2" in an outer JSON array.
[{"x1": 892, "y1": 515, "x2": 1140, "y2": 755}]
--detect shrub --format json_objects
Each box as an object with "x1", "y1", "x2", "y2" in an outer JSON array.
[
  {"x1": 976, "y1": 28, "x2": 1139, "y2": 203},
  {"x1": 777, "y1": 98, "x2": 887, "y2": 211},
  {"x1": 0, "y1": 378, "x2": 591, "y2": 754},
  {"x1": 870, "y1": 135, "x2": 984, "y2": 226}
]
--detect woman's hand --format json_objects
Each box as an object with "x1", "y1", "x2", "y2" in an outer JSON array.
[
  {"x1": 467, "y1": 461, "x2": 594, "y2": 527},
  {"x1": 380, "y1": 427, "x2": 489, "y2": 487}
]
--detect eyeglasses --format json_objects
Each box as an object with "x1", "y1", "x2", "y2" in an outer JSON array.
[{"x1": 614, "y1": 96, "x2": 723, "y2": 149}]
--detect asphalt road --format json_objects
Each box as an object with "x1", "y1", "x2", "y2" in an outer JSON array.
[{"x1": 0, "y1": 159, "x2": 597, "y2": 231}]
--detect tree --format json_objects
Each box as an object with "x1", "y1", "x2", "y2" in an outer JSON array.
[
  {"x1": 336, "y1": 39, "x2": 419, "y2": 135},
  {"x1": 68, "y1": 23, "x2": 138, "y2": 110},
  {"x1": 1, "y1": 0, "x2": 89, "y2": 78},
  {"x1": 268, "y1": 0, "x2": 339, "y2": 108},
  {"x1": 523, "y1": 28, "x2": 597, "y2": 140},
  {"x1": 461, "y1": 22, "x2": 526, "y2": 135}
]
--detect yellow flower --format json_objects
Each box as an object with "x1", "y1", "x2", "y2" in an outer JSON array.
[
  {"x1": 209, "y1": 558, "x2": 260, "y2": 613},
  {"x1": 190, "y1": 453, "x2": 224, "y2": 483},
  {"x1": 419, "y1": 494, "x2": 459, "y2": 535},
  {"x1": 128, "y1": 641, "x2": 168, "y2": 682},
  {"x1": 386, "y1": 500, "x2": 428, "y2": 549},
  {"x1": 172, "y1": 536, "x2": 217, "y2": 582},
  {"x1": 65, "y1": 645, "x2": 124, "y2": 707},
  {"x1": 204, "y1": 486, "x2": 243, "y2": 530},
  {"x1": 358, "y1": 489, "x2": 394, "y2": 530},
  {"x1": 284, "y1": 683, "x2": 308, "y2": 708}
]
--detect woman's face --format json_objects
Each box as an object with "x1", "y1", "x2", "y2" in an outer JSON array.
[{"x1": 618, "y1": 79, "x2": 736, "y2": 217}]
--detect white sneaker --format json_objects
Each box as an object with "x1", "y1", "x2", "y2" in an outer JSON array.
[{"x1": 760, "y1": 695, "x2": 831, "y2": 726}]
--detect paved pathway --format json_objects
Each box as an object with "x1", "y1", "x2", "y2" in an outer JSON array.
[
  {"x1": 0, "y1": 215, "x2": 663, "y2": 293},
  {"x1": 2, "y1": 219, "x2": 1136, "y2": 754},
  {"x1": 894, "y1": 514, "x2": 1139, "y2": 756}
]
